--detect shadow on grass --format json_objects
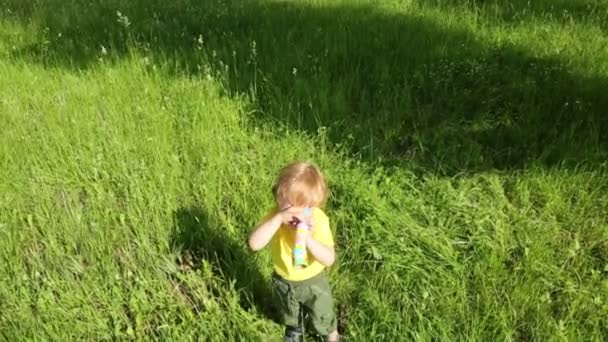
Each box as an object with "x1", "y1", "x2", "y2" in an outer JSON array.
[
  {"x1": 171, "y1": 206, "x2": 277, "y2": 322},
  {"x1": 423, "y1": 0, "x2": 608, "y2": 31},
  {"x1": 2, "y1": 0, "x2": 607, "y2": 174}
]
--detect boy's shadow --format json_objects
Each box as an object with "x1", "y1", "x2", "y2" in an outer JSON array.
[{"x1": 170, "y1": 206, "x2": 277, "y2": 322}]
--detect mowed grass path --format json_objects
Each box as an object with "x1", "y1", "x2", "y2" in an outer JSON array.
[{"x1": 1, "y1": 0, "x2": 607, "y2": 340}]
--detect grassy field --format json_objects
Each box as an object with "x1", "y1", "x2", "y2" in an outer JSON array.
[{"x1": 1, "y1": 0, "x2": 607, "y2": 340}]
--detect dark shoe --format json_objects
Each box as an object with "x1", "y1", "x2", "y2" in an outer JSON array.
[{"x1": 284, "y1": 326, "x2": 303, "y2": 342}]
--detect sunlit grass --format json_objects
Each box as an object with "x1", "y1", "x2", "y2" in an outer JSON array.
[{"x1": 1, "y1": 0, "x2": 607, "y2": 340}]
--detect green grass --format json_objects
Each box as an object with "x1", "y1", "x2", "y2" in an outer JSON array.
[{"x1": 1, "y1": 0, "x2": 607, "y2": 340}]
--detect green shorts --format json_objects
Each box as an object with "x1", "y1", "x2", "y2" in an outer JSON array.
[{"x1": 272, "y1": 271, "x2": 337, "y2": 336}]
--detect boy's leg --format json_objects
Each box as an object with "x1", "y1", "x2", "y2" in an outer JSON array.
[
  {"x1": 301, "y1": 273, "x2": 338, "y2": 341},
  {"x1": 272, "y1": 275, "x2": 303, "y2": 341}
]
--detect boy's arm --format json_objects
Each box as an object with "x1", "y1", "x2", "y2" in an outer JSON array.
[
  {"x1": 249, "y1": 206, "x2": 307, "y2": 251},
  {"x1": 306, "y1": 237, "x2": 335, "y2": 267},
  {"x1": 248, "y1": 213, "x2": 282, "y2": 251},
  {"x1": 306, "y1": 214, "x2": 336, "y2": 266}
]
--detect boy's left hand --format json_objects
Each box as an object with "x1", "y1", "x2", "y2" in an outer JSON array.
[{"x1": 287, "y1": 208, "x2": 315, "y2": 231}]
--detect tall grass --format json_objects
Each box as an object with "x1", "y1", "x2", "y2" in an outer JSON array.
[{"x1": 1, "y1": 0, "x2": 607, "y2": 340}]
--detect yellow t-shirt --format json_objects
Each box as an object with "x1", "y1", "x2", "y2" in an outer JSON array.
[{"x1": 268, "y1": 207, "x2": 335, "y2": 282}]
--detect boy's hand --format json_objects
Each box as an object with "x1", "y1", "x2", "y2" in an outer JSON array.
[
  {"x1": 279, "y1": 206, "x2": 314, "y2": 229},
  {"x1": 278, "y1": 206, "x2": 303, "y2": 226}
]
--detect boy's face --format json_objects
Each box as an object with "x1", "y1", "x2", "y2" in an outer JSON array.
[
  {"x1": 277, "y1": 199, "x2": 291, "y2": 211},
  {"x1": 277, "y1": 200, "x2": 306, "y2": 213},
  {"x1": 276, "y1": 199, "x2": 311, "y2": 227}
]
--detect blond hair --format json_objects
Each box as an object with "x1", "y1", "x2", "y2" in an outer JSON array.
[{"x1": 273, "y1": 161, "x2": 328, "y2": 208}]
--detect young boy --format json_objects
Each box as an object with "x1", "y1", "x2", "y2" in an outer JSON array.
[{"x1": 248, "y1": 161, "x2": 339, "y2": 342}]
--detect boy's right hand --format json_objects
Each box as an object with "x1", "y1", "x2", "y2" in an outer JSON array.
[
  {"x1": 278, "y1": 205, "x2": 298, "y2": 225},
  {"x1": 278, "y1": 206, "x2": 313, "y2": 227}
]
